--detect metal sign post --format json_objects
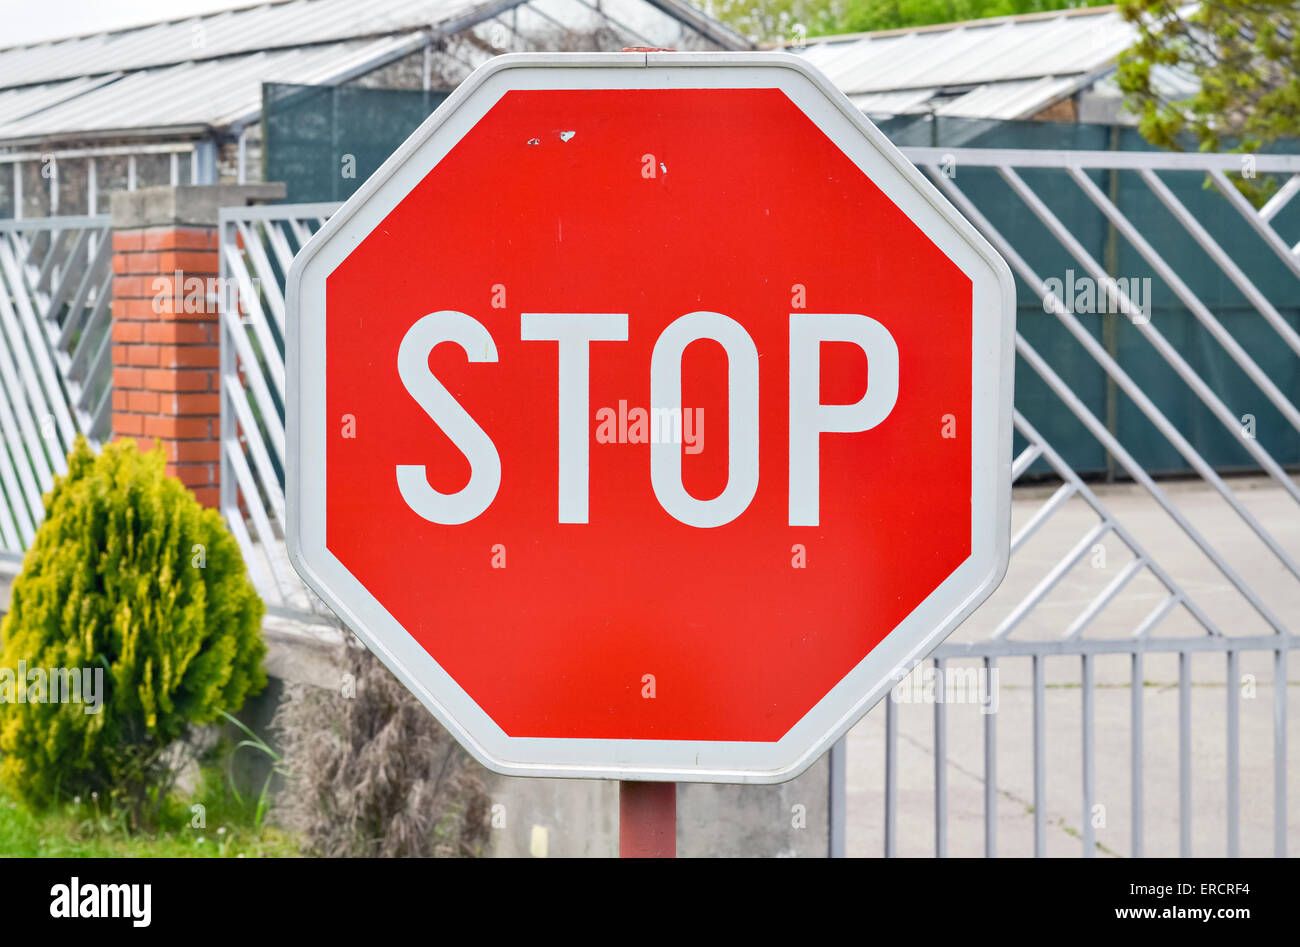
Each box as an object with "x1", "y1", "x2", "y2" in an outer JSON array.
[{"x1": 619, "y1": 782, "x2": 676, "y2": 858}]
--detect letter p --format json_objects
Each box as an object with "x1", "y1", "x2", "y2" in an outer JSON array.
[{"x1": 789, "y1": 313, "x2": 899, "y2": 526}]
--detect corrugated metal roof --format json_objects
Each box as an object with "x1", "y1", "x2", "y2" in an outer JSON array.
[
  {"x1": 937, "y1": 76, "x2": 1084, "y2": 118},
  {"x1": 0, "y1": 36, "x2": 422, "y2": 141},
  {"x1": 848, "y1": 88, "x2": 938, "y2": 116},
  {"x1": 0, "y1": 0, "x2": 491, "y2": 144},
  {"x1": 1088, "y1": 62, "x2": 1200, "y2": 102},
  {"x1": 0, "y1": 0, "x2": 746, "y2": 146},
  {"x1": 0, "y1": 77, "x2": 120, "y2": 127},
  {"x1": 798, "y1": 5, "x2": 1142, "y2": 120},
  {"x1": 0, "y1": 0, "x2": 479, "y2": 89},
  {"x1": 849, "y1": 77, "x2": 1088, "y2": 121}
]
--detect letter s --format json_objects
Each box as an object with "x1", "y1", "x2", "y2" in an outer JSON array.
[{"x1": 396, "y1": 310, "x2": 500, "y2": 524}]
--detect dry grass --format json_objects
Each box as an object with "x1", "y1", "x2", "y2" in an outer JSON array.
[{"x1": 272, "y1": 638, "x2": 490, "y2": 857}]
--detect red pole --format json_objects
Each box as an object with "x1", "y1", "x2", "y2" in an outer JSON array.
[{"x1": 619, "y1": 781, "x2": 676, "y2": 857}]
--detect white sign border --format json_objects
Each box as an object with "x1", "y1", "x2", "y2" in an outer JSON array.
[{"x1": 285, "y1": 51, "x2": 1017, "y2": 784}]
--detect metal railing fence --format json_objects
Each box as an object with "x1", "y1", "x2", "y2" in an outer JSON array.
[
  {"x1": 0, "y1": 214, "x2": 112, "y2": 559},
  {"x1": 218, "y1": 203, "x2": 340, "y2": 616},
  {"x1": 850, "y1": 145, "x2": 1300, "y2": 858}
]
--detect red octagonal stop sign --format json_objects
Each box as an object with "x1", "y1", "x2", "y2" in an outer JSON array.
[{"x1": 287, "y1": 52, "x2": 1015, "y2": 782}]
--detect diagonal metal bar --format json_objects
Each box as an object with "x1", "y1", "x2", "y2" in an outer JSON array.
[
  {"x1": 1011, "y1": 443, "x2": 1042, "y2": 480},
  {"x1": 0, "y1": 215, "x2": 115, "y2": 553},
  {"x1": 1069, "y1": 166, "x2": 1300, "y2": 435},
  {"x1": 0, "y1": 241, "x2": 77, "y2": 458},
  {"x1": 0, "y1": 476, "x2": 20, "y2": 551},
  {"x1": 1015, "y1": 333, "x2": 1285, "y2": 633},
  {"x1": 288, "y1": 218, "x2": 314, "y2": 250},
  {"x1": 223, "y1": 371, "x2": 287, "y2": 531},
  {"x1": 1260, "y1": 174, "x2": 1300, "y2": 222},
  {"x1": 77, "y1": 322, "x2": 113, "y2": 439},
  {"x1": 224, "y1": 439, "x2": 292, "y2": 600},
  {"x1": 40, "y1": 226, "x2": 92, "y2": 336},
  {"x1": 1063, "y1": 557, "x2": 1145, "y2": 641},
  {"x1": 1209, "y1": 168, "x2": 1300, "y2": 282},
  {"x1": 0, "y1": 214, "x2": 114, "y2": 554},
  {"x1": 1141, "y1": 169, "x2": 1300, "y2": 360},
  {"x1": 1000, "y1": 166, "x2": 1300, "y2": 516},
  {"x1": 87, "y1": 370, "x2": 112, "y2": 442},
  {"x1": 995, "y1": 521, "x2": 1111, "y2": 639},
  {"x1": 0, "y1": 274, "x2": 58, "y2": 491},
  {"x1": 234, "y1": 219, "x2": 287, "y2": 335},
  {"x1": 220, "y1": 304, "x2": 285, "y2": 464},
  {"x1": 33, "y1": 227, "x2": 69, "y2": 291},
  {"x1": 56, "y1": 227, "x2": 112, "y2": 353},
  {"x1": 67, "y1": 276, "x2": 112, "y2": 386},
  {"x1": 221, "y1": 240, "x2": 285, "y2": 400},
  {"x1": 0, "y1": 381, "x2": 38, "y2": 542},
  {"x1": 1011, "y1": 482, "x2": 1075, "y2": 554},
  {"x1": 927, "y1": 165, "x2": 1300, "y2": 626},
  {"x1": 1131, "y1": 595, "x2": 1177, "y2": 638},
  {"x1": 221, "y1": 501, "x2": 278, "y2": 606},
  {"x1": 262, "y1": 219, "x2": 299, "y2": 277},
  {"x1": 1014, "y1": 410, "x2": 1219, "y2": 636}
]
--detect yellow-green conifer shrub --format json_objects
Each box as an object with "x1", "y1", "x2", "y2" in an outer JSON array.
[{"x1": 0, "y1": 437, "x2": 266, "y2": 819}]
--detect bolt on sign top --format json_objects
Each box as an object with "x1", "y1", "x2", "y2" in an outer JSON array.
[{"x1": 286, "y1": 51, "x2": 1016, "y2": 783}]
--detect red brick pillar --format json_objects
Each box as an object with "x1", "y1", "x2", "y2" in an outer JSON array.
[{"x1": 109, "y1": 184, "x2": 284, "y2": 508}]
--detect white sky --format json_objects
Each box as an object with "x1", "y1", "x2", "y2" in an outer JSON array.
[{"x1": 2, "y1": 0, "x2": 248, "y2": 46}]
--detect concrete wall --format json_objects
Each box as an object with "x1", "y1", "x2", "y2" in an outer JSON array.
[
  {"x1": 258, "y1": 621, "x2": 831, "y2": 858},
  {"x1": 484, "y1": 757, "x2": 829, "y2": 858}
]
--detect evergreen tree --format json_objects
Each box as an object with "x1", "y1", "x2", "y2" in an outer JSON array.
[{"x1": 0, "y1": 438, "x2": 266, "y2": 824}]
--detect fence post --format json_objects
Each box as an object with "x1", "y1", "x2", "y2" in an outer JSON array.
[{"x1": 108, "y1": 183, "x2": 283, "y2": 507}]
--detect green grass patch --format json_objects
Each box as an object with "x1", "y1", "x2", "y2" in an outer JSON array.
[{"x1": 0, "y1": 765, "x2": 302, "y2": 857}]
